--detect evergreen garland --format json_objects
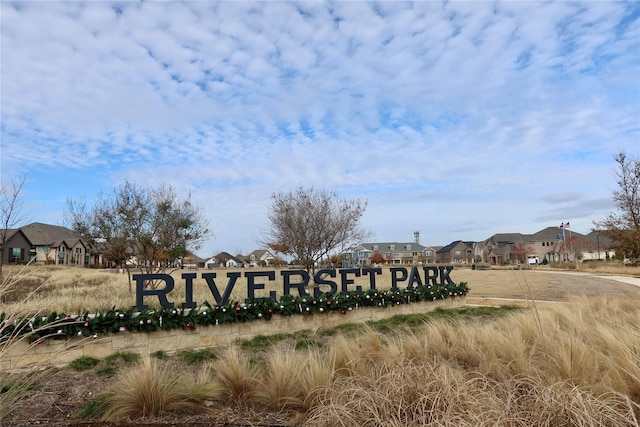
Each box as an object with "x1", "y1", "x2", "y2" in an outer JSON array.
[{"x1": 1, "y1": 282, "x2": 469, "y2": 343}]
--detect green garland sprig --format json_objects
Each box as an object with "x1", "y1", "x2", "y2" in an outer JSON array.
[{"x1": 1, "y1": 282, "x2": 469, "y2": 343}]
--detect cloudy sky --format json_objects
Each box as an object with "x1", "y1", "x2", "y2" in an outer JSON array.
[{"x1": 1, "y1": 1, "x2": 638, "y2": 256}]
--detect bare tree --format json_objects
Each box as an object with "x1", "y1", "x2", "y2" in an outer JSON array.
[
  {"x1": 593, "y1": 151, "x2": 640, "y2": 263},
  {"x1": 510, "y1": 243, "x2": 535, "y2": 264},
  {"x1": 0, "y1": 176, "x2": 28, "y2": 276},
  {"x1": 263, "y1": 186, "x2": 370, "y2": 274},
  {"x1": 65, "y1": 181, "x2": 210, "y2": 291}
]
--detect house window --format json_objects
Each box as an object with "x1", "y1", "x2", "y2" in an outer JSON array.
[
  {"x1": 390, "y1": 245, "x2": 395, "y2": 251},
  {"x1": 358, "y1": 251, "x2": 366, "y2": 258},
  {"x1": 425, "y1": 250, "x2": 433, "y2": 256},
  {"x1": 406, "y1": 244, "x2": 411, "y2": 250},
  {"x1": 373, "y1": 245, "x2": 378, "y2": 251},
  {"x1": 455, "y1": 250, "x2": 461, "y2": 256},
  {"x1": 12, "y1": 247, "x2": 23, "y2": 263},
  {"x1": 37, "y1": 246, "x2": 47, "y2": 253}
]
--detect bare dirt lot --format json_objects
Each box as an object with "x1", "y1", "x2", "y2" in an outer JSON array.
[{"x1": 3, "y1": 267, "x2": 640, "y2": 426}]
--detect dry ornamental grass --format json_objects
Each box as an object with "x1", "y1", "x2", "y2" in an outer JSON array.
[{"x1": 1, "y1": 264, "x2": 639, "y2": 426}]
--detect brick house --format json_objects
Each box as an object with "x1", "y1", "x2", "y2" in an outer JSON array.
[
  {"x1": 435, "y1": 241, "x2": 475, "y2": 264},
  {"x1": 1, "y1": 222, "x2": 98, "y2": 266}
]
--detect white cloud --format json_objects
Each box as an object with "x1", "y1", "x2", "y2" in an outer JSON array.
[{"x1": 1, "y1": 1, "x2": 638, "y2": 255}]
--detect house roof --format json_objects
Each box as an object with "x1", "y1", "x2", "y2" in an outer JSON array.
[
  {"x1": 227, "y1": 255, "x2": 245, "y2": 264},
  {"x1": 214, "y1": 251, "x2": 244, "y2": 265},
  {"x1": 436, "y1": 240, "x2": 474, "y2": 253},
  {"x1": 488, "y1": 233, "x2": 526, "y2": 244},
  {"x1": 19, "y1": 222, "x2": 88, "y2": 248},
  {"x1": 214, "y1": 252, "x2": 233, "y2": 261},
  {"x1": 358, "y1": 242, "x2": 427, "y2": 252},
  {"x1": 183, "y1": 251, "x2": 205, "y2": 264},
  {"x1": 529, "y1": 226, "x2": 585, "y2": 242},
  {"x1": 582, "y1": 231, "x2": 614, "y2": 247},
  {"x1": 249, "y1": 249, "x2": 274, "y2": 259}
]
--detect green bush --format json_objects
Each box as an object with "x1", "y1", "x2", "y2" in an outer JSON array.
[
  {"x1": 68, "y1": 356, "x2": 101, "y2": 371},
  {"x1": 177, "y1": 348, "x2": 217, "y2": 364}
]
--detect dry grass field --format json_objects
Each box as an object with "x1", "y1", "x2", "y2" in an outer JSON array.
[
  {"x1": 1, "y1": 263, "x2": 639, "y2": 315},
  {"x1": 1, "y1": 263, "x2": 639, "y2": 426}
]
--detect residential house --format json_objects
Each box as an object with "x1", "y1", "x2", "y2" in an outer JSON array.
[
  {"x1": 526, "y1": 227, "x2": 568, "y2": 263},
  {"x1": 341, "y1": 226, "x2": 619, "y2": 268},
  {"x1": 348, "y1": 242, "x2": 438, "y2": 266},
  {"x1": 581, "y1": 231, "x2": 615, "y2": 261},
  {"x1": 204, "y1": 257, "x2": 218, "y2": 269},
  {"x1": 247, "y1": 249, "x2": 276, "y2": 267},
  {"x1": 1, "y1": 228, "x2": 30, "y2": 264},
  {"x1": 529, "y1": 227, "x2": 616, "y2": 263},
  {"x1": 180, "y1": 252, "x2": 205, "y2": 269},
  {"x1": 205, "y1": 252, "x2": 245, "y2": 269},
  {"x1": 436, "y1": 241, "x2": 475, "y2": 264},
  {"x1": 482, "y1": 227, "x2": 616, "y2": 264},
  {"x1": 1, "y1": 222, "x2": 98, "y2": 266},
  {"x1": 483, "y1": 233, "x2": 527, "y2": 265}
]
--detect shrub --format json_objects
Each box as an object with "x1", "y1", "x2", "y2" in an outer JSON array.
[
  {"x1": 88, "y1": 358, "x2": 222, "y2": 421},
  {"x1": 178, "y1": 348, "x2": 217, "y2": 364},
  {"x1": 68, "y1": 356, "x2": 101, "y2": 371}
]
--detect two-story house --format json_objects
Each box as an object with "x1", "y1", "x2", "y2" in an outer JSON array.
[
  {"x1": 480, "y1": 227, "x2": 617, "y2": 265},
  {"x1": 435, "y1": 241, "x2": 475, "y2": 264},
  {"x1": 247, "y1": 249, "x2": 276, "y2": 267},
  {"x1": 347, "y1": 242, "x2": 438, "y2": 266},
  {"x1": 1, "y1": 222, "x2": 98, "y2": 266},
  {"x1": 482, "y1": 233, "x2": 527, "y2": 265}
]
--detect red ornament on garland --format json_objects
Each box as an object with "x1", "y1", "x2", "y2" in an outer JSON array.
[
  {"x1": 235, "y1": 306, "x2": 241, "y2": 312},
  {"x1": 186, "y1": 322, "x2": 192, "y2": 328}
]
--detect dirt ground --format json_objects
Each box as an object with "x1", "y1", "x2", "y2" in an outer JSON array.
[{"x1": 3, "y1": 268, "x2": 639, "y2": 427}]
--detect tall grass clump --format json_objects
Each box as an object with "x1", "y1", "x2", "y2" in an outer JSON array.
[
  {"x1": 210, "y1": 345, "x2": 261, "y2": 402},
  {"x1": 84, "y1": 357, "x2": 224, "y2": 421},
  {"x1": 302, "y1": 296, "x2": 640, "y2": 426},
  {"x1": 254, "y1": 344, "x2": 307, "y2": 409},
  {"x1": 251, "y1": 344, "x2": 336, "y2": 410}
]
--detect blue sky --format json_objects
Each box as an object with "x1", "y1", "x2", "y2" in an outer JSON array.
[{"x1": 1, "y1": 1, "x2": 639, "y2": 257}]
